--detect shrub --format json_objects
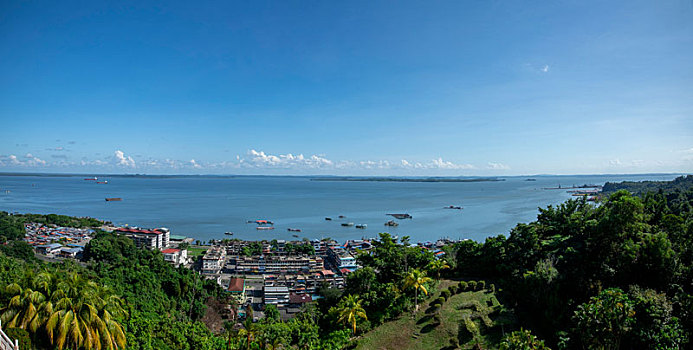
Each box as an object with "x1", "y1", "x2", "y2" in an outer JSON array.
[
  {"x1": 432, "y1": 314, "x2": 442, "y2": 325},
  {"x1": 449, "y1": 285, "x2": 458, "y2": 294},
  {"x1": 489, "y1": 283, "x2": 496, "y2": 293},
  {"x1": 437, "y1": 297, "x2": 446, "y2": 305},
  {"x1": 459, "y1": 281, "x2": 468, "y2": 291},
  {"x1": 477, "y1": 280, "x2": 486, "y2": 291},
  {"x1": 5, "y1": 328, "x2": 31, "y2": 350},
  {"x1": 467, "y1": 281, "x2": 477, "y2": 290},
  {"x1": 441, "y1": 290, "x2": 451, "y2": 300}
]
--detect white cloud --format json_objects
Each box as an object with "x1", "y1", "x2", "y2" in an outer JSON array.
[
  {"x1": 487, "y1": 162, "x2": 510, "y2": 170},
  {"x1": 431, "y1": 157, "x2": 475, "y2": 170},
  {"x1": 112, "y1": 150, "x2": 136, "y2": 168},
  {"x1": 0, "y1": 154, "x2": 46, "y2": 167},
  {"x1": 243, "y1": 149, "x2": 333, "y2": 169},
  {"x1": 24, "y1": 153, "x2": 34, "y2": 159},
  {"x1": 541, "y1": 65, "x2": 549, "y2": 73},
  {"x1": 609, "y1": 158, "x2": 622, "y2": 166},
  {"x1": 189, "y1": 159, "x2": 202, "y2": 169}
]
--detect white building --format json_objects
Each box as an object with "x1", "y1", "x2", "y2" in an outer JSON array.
[
  {"x1": 161, "y1": 248, "x2": 188, "y2": 267},
  {"x1": 202, "y1": 246, "x2": 226, "y2": 274},
  {"x1": 116, "y1": 227, "x2": 170, "y2": 250}
]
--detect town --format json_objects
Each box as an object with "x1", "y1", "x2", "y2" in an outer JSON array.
[{"x1": 24, "y1": 223, "x2": 451, "y2": 321}]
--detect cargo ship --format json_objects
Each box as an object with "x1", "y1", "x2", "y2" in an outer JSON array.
[
  {"x1": 85, "y1": 177, "x2": 97, "y2": 181},
  {"x1": 257, "y1": 226, "x2": 274, "y2": 230},
  {"x1": 105, "y1": 198, "x2": 122, "y2": 201},
  {"x1": 387, "y1": 213, "x2": 412, "y2": 219}
]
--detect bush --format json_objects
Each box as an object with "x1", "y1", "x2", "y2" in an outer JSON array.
[
  {"x1": 477, "y1": 280, "x2": 486, "y2": 291},
  {"x1": 468, "y1": 281, "x2": 477, "y2": 290},
  {"x1": 459, "y1": 281, "x2": 468, "y2": 291},
  {"x1": 441, "y1": 290, "x2": 451, "y2": 300},
  {"x1": 489, "y1": 283, "x2": 496, "y2": 293},
  {"x1": 432, "y1": 314, "x2": 442, "y2": 324},
  {"x1": 437, "y1": 297, "x2": 445, "y2": 305},
  {"x1": 449, "y1": 285, "x2": 458, "y2": 294}
]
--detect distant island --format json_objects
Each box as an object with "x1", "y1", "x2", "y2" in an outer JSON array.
[{"x1": 310, "y1": 177, "x2": 505, "y2": 183}]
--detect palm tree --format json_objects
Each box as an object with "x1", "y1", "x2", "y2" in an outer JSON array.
[
  {"x1": 0, "y1": 283, "x2": 48, "y2": 333},
  {"x1": 403, "y1": 269, "x2": 432, "y2": 312},
  {"x1": 337, "y1": 294, "x2": 367, "y2": 335},
  {"x1": 426, "y1": 259, "x2": 450, "y2": 280},
  {"x1": 2, "y1": 271, "x2": 127, "y2": 350}
]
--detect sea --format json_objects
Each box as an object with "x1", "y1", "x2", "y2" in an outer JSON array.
[{"x1": 0, "y1": 173, "x2": 681, "y2": 243}]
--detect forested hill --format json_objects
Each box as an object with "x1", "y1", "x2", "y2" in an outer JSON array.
[{"x1": 602, "y1": 174, "x2": 693, "y2": 195}]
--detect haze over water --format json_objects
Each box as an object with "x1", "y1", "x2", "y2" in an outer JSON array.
[{"x1": 0, "y1": 174, "x2": 680, "y2": 243}]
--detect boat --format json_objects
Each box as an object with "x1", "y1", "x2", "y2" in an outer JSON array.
[
  {"x1": 288, "y1": 228, "x2": 302, "y2": 232},
  {"x1": 341, "y1": 222, "x2": 354, "y2": 227},
  {"x1": 253, "y1": 220, "x2": 274, "y2": 225},
  {"x1": 444, "y1": 205, "x2": 462, "y2": 210},
  {"x1": 355, "y1": 224, "x2": 367, "y2": 229},
  {"x1": 387, "y1": 213, "x2": 412, "y2": 219},
  {"x1": 325, "y1": 217, "x2": 332, "y2": 221},
  {"x1": 224, "y1": 232, "x2": 234, "y2": 235},
  {"x1": 105, "y1": 198, "x2": 122, "y2": 201},
  {"x1": 84, "y1": 177, "x2": 97, "y2": 181},
  {"x1": 257, "y1": 226, "x2": 274, "y2": 230},
  {"x1": 384, "y1": 220, "x2": 399, "y2": 227},
  {"x1": 96, "y1": 181, "x2": 108, "y2": 184},
  {"x1": 338, "y1": 215, "x2": 346, "y2": 219},
  {"x1": 292, "y1": 234, "x2": 299, "y2": 238}
]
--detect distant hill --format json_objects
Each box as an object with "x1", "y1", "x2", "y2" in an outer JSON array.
[{"x1": 602, "y1": 174, "x2": 693, "y2": 195}]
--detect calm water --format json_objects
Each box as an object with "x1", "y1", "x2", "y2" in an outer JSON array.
[{"x1": 0, "y1": 174, "x2": 680, "y2": 243}]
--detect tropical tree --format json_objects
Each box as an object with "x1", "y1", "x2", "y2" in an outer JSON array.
[
  {"x1": 1, "y1": 271, "x2": 127, "y2": 350},
  {"x1": 426, "y1": 259, "x2": 450, "y2": 280},
  {"x1": 403, "y1": 268, "x2": 432, "y2": 312},
  {"x1": 337, "y1": 294, "x2": 367, "y2": 334},
  {"x1": 237, "y1": 317, "x2": 257, "y2": 350}
]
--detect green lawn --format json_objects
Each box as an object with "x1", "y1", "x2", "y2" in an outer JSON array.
[
  {"x1": 355, "y1": 280, "x2": 514, "y2": 350},
  {"x1": 187, "y1": 246, "x2": 208, "y2": 257}
]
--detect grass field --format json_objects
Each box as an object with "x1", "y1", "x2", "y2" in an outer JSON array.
[
  {"x1": 355, "y1": 280, "x2": 514, "y2": 350},
  {"x1": 187, "y1": 246, "x2": 208, "y2": 257}
]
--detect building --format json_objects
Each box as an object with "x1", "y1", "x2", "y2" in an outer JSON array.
[
  {"x1": 288, "y1": 292, "x2": 312, "y2": 307},
  {"x1": 116, "y1": 227, "x2": 170, "y2": 250},
  {"x1": 327, "y1": 246, "x2": 358, "y2": 272},
  {"x1": 35, "y1": 243, "x2": 63, "y2": 255},
  {"x1": 58, "y1": 247, "x2": 84, "y2": 259},
  {"x1": 161, "y1": 248, "x2": 188, "y2": 267},
  {"x1": 229, "y1": 255, "x2": 324, "y2": 274},
  {"x1": 264, "y1": 286, "x2": 290, "y2": 305},
  {"x1": 202, "y1": 246, "x2": 226, "y2": 274},
  {"x1": 227, "y1": 277, "x2": 246, "y2": 304}
]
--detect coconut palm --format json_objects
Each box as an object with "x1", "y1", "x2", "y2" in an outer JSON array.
[
  {"x1": 237, "y1": 317, "x2": 257, "y2": 350},
  {"x1": 403, "y1": 268, "x2": 432, "y2": 312},
  {"x1": 3, "y1": 271, "x2": 127, "y2": 350},
  {"x1": 0, "y1": 283, "x2": 49, "y2": 333},
  {"x1": 337, "y1": 294, "x2": 367, "y2": 334},
  {"x1": 426, "y1": 259, "x2": 450, "y2": 280}
]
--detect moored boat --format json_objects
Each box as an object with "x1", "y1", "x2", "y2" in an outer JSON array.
[
  {"x1": 355, "y1": 224, "x2": 367, "y2": 229},
  {"x1": 257, "y1": 226, "x2": 275, "y2": 230},
  {"x1": 225, "y1": 232, "x2": 234, "y2": 235},
  {"x1": 288, "y1": 228, "x2": 302, "y2": 232},
  {"x1": 387, "y1": 213, "x2": 412, "y2": 219},
  {"x1": 105, "y1": 198, "x2": 122, "y2": 201},
  {"x1": 341, "y1": 222, "x2": 354, "y2": 227},
  {"x1": 384, "y1": 220, "x2": 398, "y2": 227}
]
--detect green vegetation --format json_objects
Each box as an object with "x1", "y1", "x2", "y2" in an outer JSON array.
[{"x1": 1, "y1": 175, "x2": 691, "y2": 349}]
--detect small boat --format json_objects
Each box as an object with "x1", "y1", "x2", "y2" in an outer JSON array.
[
  {"x1": 387, "y1": 213, "x2": 412, "y2": 219},
  {"x1": 338, "y1": 215, "x2": 346, "y2": 219},
  {"x1": 224, "y1": 232, "x2": 234, "y2": 235},
  {"x1": 341, "y1": 222, "x2": 354, "y2": 227},
  {"x1": 254, "y1": 220, "x2": 274, "y2": 225},
  {"x1": 84, "y1": 177, "x2": 97, "y2": 181},
  {"x1": 96, "y1": 181, "x2": 108, "y2": 184},
  {"x1": 105, "y1": 198, "x2": 122, "y2": 201},
  {"x1": 288, "y1": 228, "x2": 302, "y2": 232},
  {"x1": 355, "y1": 224, "x2": 367, "y2": 229},
  {"x1": 444, "y1": 205, "x2": 462, "y2": 210},
  {"x1": 292, "y1": 234, "x2": 299, "y2": 238},
  {"x1": 384, "y1": 220, "x2": 398, "y2": 227},
  {"x1": 257, "y1": 226, "x2": 274, "y2": 230},
  {"x1": 325, "y1": 217, "x2": 332, "y2": 221}
]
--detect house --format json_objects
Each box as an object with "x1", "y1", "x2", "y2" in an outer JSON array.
[
  {"x1": 161, "y1": 248, "x2": 188, "y2": 266},
  {"x1": 227, "y1": 277, "x2": 246, "y2": 304},
  {"x1": 288, "y1": 292, "x2": 312, "y2": 307},
  {"x1": 35, "y1": 243, "x2": 62, "y2": 255},
  {"x1": 58, "y1": 247, "x2": 83, "y2": 259}
]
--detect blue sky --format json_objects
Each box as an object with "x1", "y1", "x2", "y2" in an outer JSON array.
[{"x1": 1, "y1": 0, "x2": 691, "y2": 175}]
